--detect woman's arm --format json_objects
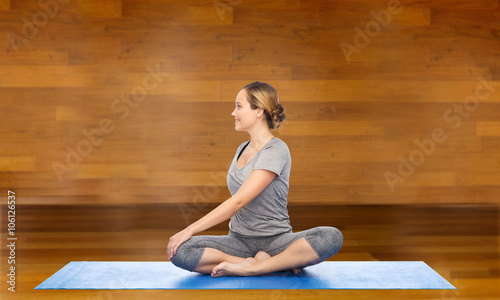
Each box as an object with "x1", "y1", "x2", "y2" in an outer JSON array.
[{"x1": 167, "y1": 169, "x2": 277, "y2": 259}]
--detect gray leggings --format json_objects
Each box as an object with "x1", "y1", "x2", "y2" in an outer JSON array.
[{"x1": 170, "y1": 226, "x2": 343, "y2": 272}]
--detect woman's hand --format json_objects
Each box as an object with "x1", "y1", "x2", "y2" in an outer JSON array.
[{"x1": 167, "y1": 227, "x2": 193, "y2": 259}]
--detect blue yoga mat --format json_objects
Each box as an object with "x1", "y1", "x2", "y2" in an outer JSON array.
[{"x1": 35, "y1": 261, "x2": 455, "y2": 290}]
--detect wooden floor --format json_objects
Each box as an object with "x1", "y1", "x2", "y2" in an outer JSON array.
[{"x1": 1, "y1": 204, "x2": 499, "y2": 299}]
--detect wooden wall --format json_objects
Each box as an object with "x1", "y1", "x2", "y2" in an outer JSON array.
[{"x1": 1, "y1": 0, "x2": 499, "y2": 205}]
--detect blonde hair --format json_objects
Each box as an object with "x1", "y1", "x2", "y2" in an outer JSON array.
[{"x1": 243, "y1": 81, "x2": 286, "y2": 129}]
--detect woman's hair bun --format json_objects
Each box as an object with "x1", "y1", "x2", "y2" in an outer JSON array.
[{"x1": 272, "y1": 103, "x2": 286, "y2": 127}]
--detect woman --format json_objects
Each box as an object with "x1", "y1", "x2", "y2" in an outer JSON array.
[{"x1": 167, "y1": 81, "x2": 343, "y2": 277}]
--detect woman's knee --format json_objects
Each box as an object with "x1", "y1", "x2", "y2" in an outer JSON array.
[
  {"x1": 169, "y1": 242, "x2": 188, "y2": 269},
  {"x1": 307, "y1": 226, "x2": 343, "y2": 261},
  {"x1": 170, "y1": 240, "x2": 203, "y2": 272},
  {"x1": 327, "y1": 226, "x2": 343, "y2": 249}
]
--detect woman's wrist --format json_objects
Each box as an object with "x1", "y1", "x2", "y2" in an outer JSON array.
[{"x1": 185, "y1": 225, "x2": 195, "y2": 235}]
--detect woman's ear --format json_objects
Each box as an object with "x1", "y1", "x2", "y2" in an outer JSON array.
[{"x1": 256, "y1": 107, "x2": 264, "y2": 118}]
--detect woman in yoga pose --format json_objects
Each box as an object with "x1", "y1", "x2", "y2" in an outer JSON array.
[{"x1": 167, "y1": 81, "x2": 343, "y2": 277}]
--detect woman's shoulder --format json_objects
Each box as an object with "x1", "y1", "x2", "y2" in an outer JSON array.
[{"x1": 265, "y1": 137, "x2": 290, "y2": 155}]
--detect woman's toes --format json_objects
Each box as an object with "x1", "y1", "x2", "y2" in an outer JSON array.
[{"x1": 211, "y1": 262, "x2": 228, "y2": 277}]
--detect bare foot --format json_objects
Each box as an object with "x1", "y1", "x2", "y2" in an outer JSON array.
[
  {"x1": 211, "y1": 257, "x2": 258, "y2": 277},
  {"x1": 254, "y1": 251, "x2": 271, "y2": 261}
]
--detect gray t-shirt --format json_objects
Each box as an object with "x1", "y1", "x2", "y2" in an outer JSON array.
[{"x1": 227, "y1": 137, "x2": 292, "y2": 237}]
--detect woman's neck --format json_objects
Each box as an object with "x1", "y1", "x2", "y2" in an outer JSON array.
[{"x1": 248, "y1": 130, "x2": 274, "y2": 151}]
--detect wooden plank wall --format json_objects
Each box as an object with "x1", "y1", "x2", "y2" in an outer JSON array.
[{"x1": 0, "y1": 0, "x2": 499, "y2": 205}]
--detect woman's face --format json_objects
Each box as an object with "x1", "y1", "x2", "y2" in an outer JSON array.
[{"x1": 231, "y1": 89, "x2": 259, "y2": 132}]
